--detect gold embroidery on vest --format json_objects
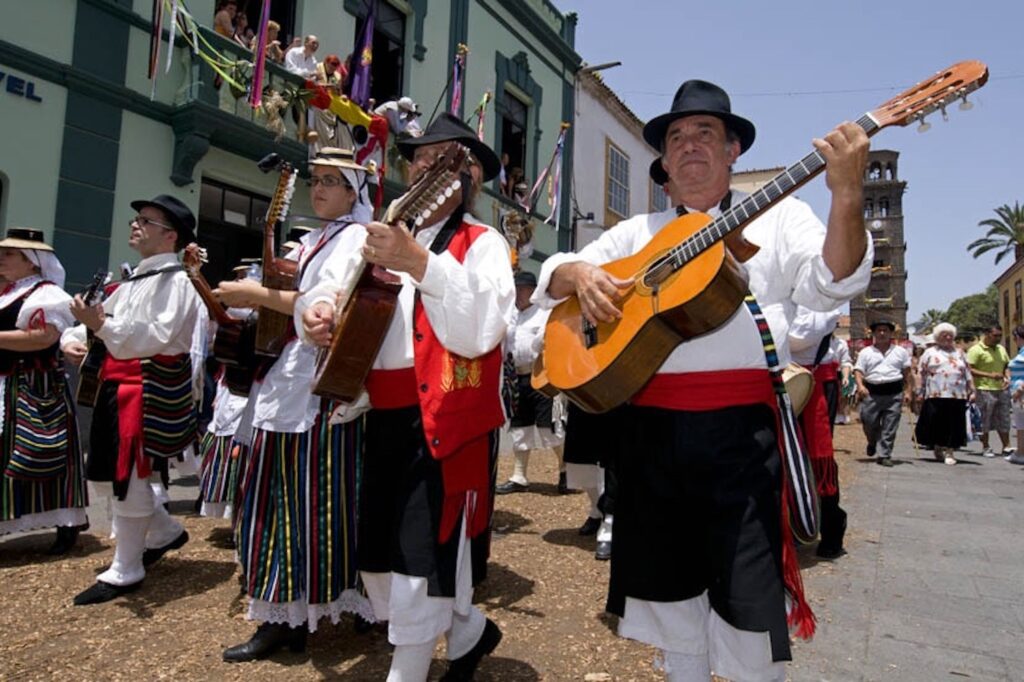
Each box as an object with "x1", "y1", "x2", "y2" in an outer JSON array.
[{"x1": 440, "y1": 351, "x2": 482, "y2": 392}]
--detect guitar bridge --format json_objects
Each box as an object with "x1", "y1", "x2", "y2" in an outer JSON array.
[{"x1": 582, "y1": 319, "x2": 598, "y2": 349}]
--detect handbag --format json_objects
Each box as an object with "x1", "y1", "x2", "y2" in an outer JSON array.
[{"x1": 5, "y1": 372, "x2": 71, "y2": 480}]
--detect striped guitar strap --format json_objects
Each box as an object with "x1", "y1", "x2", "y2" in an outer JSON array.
[{"x1": 743, "y1": 294, "x2": 819, "y2": 543}]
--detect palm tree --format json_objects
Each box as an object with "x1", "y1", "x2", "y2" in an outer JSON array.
[
  {"x1": 967, "y1": 202, "x2": 1024, "y2": 265},
  {"x1": 911, "y1": 308, "x2": 947, "y2": 333}
]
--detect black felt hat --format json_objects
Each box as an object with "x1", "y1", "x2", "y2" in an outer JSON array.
[
  {"x1": 649, "y1": 158, "x2": 669, "y2": 186},
  {"x1": 397, "y1": 112, "x2": 502, "y2": 182},
  {"x1": 869, "y1": 318, "x2": 897, "y2": 331},
  {"x1": 642, "y1": 79, "x2": 756, "y2": 154},
  {"x1": 130, "y1": 194, "x2": 196, "y2": 248}
]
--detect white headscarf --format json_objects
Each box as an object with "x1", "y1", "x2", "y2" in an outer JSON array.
[
  {"x1": 339, "y1": 167, "x2": 372, "y2": 225},
  {"x1": 21, "y1": 249, "x2": 66, "y2": 289}
]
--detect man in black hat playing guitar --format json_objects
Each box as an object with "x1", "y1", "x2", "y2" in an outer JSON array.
[
  {"x1": 535, "y1": 80, "x2": 873, "y2": 679},
  {"x1": 63, "y1": 194, "x2": 201, "y2": 605}
]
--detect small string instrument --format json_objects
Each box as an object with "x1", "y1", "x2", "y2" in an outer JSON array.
[
  {"x1": 535, "y1": 61, "x2": 989, "y2": 413},
  {"x1": 183, "y1": 244, "x2": 257, "y2": 396},
  {"x1": 254, "y1": 153, "x2": 298, "y2": 357},
  {"x1": 74, "y1": 268, "x2": 112, "y2": 407},
  {"x1": 312, "y1": 142, "x2": 467, "y2": 402}
]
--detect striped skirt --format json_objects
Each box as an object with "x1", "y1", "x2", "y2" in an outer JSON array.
[
  {"x1": 235, "y1": 408, "x2": 371, "y2": 630},
  {"x1": 197, "y1": 431, "x2": 242, "y2": 520},
  {"x1": 0, "y1": 369, "x2": 87, "y2": 534}
]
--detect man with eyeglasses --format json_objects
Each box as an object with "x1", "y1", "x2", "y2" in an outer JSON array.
[{"x1": 62, "y1": 194, "x2": 202, "y2": 605}]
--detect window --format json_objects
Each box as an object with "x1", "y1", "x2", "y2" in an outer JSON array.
[
  {"x1": 878, "y1": 198, "x2": 889, "y2": 217},
  {"x1": 869, "y1": 286, "x2": 887, "y2": 298},
  {"x1": 350, "y1": 1, "x2": 406, "y2": 106},
  {"x1": 868, "y1": 163, "x2": 881, "y2": 181},
  {"x1": 1016, "y1": 281, "x2": 1022, "y2": 317},
  {"x1": 872, "y1": 259, "x2": 887, "y2": 268},
  {"x1": 241, "y1": 1, "x2": 298, "y2": 51},
  {"x1": 650, "y1": 179, "x2": 668, "y2": 213},
  {"x1": 198, "y1": 179, "x2": 271, "y2": 286},
  {"x1": 500, "y1": 90, "x2": 529, "y2": 189},
  {"x1": 605, "y1": 139, "x2": 629, "y2": 221},
  {"x1": 864, "y1": 199, "x2": 873, "y2": 218},
  {"x1": 1004, "y1": 290, "x2": 1011, "y2": 324}
]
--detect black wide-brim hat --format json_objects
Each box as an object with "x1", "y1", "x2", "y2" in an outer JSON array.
[
  {"x1": 869, "y1": 319, "x2": 897, "y2": 331},
  {"x1": 130, "y1": 194, "x2": 196, "y2": 246},
  {"x1": 642, "y1": 79, "x2": 756, "y2": 155},
  {"x1": 649, "y1": 158, "x2": 669, "y2": 186},
  {"x1": 397, "y1": 112, "x2": 502, "y2": 182}
]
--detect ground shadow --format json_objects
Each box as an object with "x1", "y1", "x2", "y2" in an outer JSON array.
[
  {"x1": 206, "y1": 526, "x2": 236, "y2": 549},
  {"x1": 540, "y1": 527, "x2": 595, "y2": 552},
  {"x1": 475, "y1": 562, "x2": 540, "y2": 616},
  {"x1": 114, "y1": 558, "x2": 237, "y2": 618},
  {"x1": 797, "y1": 544, "x2": 848, "y2": 569},
  {"x1": 0, "y1": 530, "x2": 107, "y2": 567},
  {"x1": 511, "y1": 481, "x2": 580, "y2": 498},
  {"x1": 491, "y1": 509, "x2": 534, "y2": 536}
]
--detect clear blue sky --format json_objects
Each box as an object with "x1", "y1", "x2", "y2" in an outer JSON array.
[{"x1": 555, "y1": 0, "x2": 1023, "y2": 324}]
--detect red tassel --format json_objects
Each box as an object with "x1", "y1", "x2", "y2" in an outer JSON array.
[{"x1": 780, "y1": 486, "x2": 816, "y2": 639}]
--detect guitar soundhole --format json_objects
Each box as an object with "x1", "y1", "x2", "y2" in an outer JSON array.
[{"x1": 582, "y1": 319, "x2": 598, "y2": 349}]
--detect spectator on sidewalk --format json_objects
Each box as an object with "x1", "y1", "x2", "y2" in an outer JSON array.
[
  {"x1": 284, "y1": 35, "x2": 319, "y2": 78},
  {"x1": 855, "y1": 319, "x2": 912, "y2": 466},
  {"x1": 914, "y1": 323, "x2": 975, "y2": 465},
  {"x1": 1006, "y1": 326, "x2": 1024, "y2": 464},
  {"x1": 967, "y1": 324, "x2": 1013, "y2": 458}
]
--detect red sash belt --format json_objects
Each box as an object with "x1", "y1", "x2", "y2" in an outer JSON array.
[
  {"x1": 632, "y1": 369, "x2": 775, "y2": 411},
  {"x1": 366, "y1": 368, "x2": 418, "y2": 409},
  {"x1": 813, "y1": 362, "x2": 838, "y2": 383},
  {"x1": 802, "y1": 364, "x2": 838, "y2": 497}
]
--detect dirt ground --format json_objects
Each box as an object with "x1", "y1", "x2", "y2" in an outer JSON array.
[{"x1": 0, "y1": 423, "x2": 868, "y2": 681}]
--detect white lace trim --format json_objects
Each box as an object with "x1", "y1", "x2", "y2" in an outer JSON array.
[
  {"x1": 247, "y1": 589, "x2": 376, "y2": 632},
  {"x1": 0, "y1": 508, "x2": 87, "y2": 536}
]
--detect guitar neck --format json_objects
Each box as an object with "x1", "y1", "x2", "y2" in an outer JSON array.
[{"x1": 187, "y1": 272, "x2": 235, "y2": 327}]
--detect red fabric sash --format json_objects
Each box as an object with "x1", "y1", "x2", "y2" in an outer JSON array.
[
  {"x1": 365, "y1": 368, "x2": 419, "y2": 409},
  {"x1": 632, "y1": 368, "x2": 816, "y2": 639}
]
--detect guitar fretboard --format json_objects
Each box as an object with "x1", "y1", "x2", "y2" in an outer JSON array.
[{"x1": 647, "y1": 113, "x2": 880, "y2": 285}]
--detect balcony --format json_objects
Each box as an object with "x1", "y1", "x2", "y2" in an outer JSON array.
[{"x1": 864, "y1": 297, "x2": 894, "y2": 308}]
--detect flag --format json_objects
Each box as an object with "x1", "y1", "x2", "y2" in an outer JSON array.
[
  {"x1": 449, "y1": 44, "x2": 468, "y2": 115},
  {"x1": 346, "y1": 0, "x2": 376, "y2": 109}
]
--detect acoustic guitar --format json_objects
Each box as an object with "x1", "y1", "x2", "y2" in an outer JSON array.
[
  {"x1": 312, "y1": 142, "x2": 468, "y2": 402},
  {"x1": 253, "y1": 153, "x2": 298, "y2": 357},
  {"x1": 183, "y1": 244, "x2": 258, "y2": 396},
  {"x1": 74, "y1": 268, "x2": 112, "y2": 407},
  {"x1": 535, "y1": 60, "x2": 989, "y2": 414}
]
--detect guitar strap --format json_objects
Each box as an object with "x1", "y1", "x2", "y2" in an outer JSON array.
[
  {"x1": 296, "y1": 220, "x2": 353, "y2": 284},
  {"x1": 124, "y1": 264, "x2": 184, "y2": 282}
]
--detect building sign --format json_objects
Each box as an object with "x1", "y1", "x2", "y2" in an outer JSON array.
[{"x1": 0, "y1": 71, "x2": 42, "y2": 103}]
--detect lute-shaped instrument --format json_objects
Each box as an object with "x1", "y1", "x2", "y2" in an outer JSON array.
[
  {"x1": 253, "y1": 153, "x2": 298, "y2": 357},
  {"x1": 74, "y1": 268, "x2": 112, "y2": 407},
  {"x1": 536, "y1": 60, "x2": 989, "y2": 413}
]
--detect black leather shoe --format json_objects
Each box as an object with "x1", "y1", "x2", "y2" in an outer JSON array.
[
  {"x1": 74, "y1": 580, "x2": 142, "y2": 605},
  {"x1": 143, "y1": 530, "x2": 189, "y2": 567},
  {"x1": 815, "y1": 545, "x2": 846, "y2": 560},
  {"x1": 578, "y1": 516, "x2": 601, "y2": 536},
  {"x1": 223, "y1": 622, "x2": 307, "y2": 663},
  {"x1": 495, "y1": 480, "x2": 529, "y2": 495},
  {"x1": 595, "y1": 540, "x2": 612, "y2": 561},
  {"x1": 47, "y1": 526, "x2": 80, "y2": 555},
  {"x1": 557, "y1": 471, "x2": 569, "y2": 494},
  {"x1": 441, "y1": 618, "x2": 502, "y2": 681}
]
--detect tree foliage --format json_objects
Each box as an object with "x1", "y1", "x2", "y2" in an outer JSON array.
[
  {"x1": 943, "y1": 285, "x2": 999, "y2": 337},
  {"x1": 967, "y1": 202, "x2": 1024, "y2": 265},
  {"x1": 910, "y1": 308, "x2": 948, "y2": 333}
]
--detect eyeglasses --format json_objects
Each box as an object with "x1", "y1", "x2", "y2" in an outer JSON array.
[
  {"x1": 130, "y1": 216, "x2": 174, "y2": 231},
  {"x1": 306, "y1": 176, "x2": 353, "y2": 189}
]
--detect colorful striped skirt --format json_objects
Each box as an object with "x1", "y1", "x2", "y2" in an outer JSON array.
[
  {"x1": 197, "y1": 431, "x2": 242, "y2": 520},
  {"x1": 234, "y1": 408, "x2": 371, "y2": 630},
  {"x1": 0, "y1": 369, "x2": 87, "y2": 534}
]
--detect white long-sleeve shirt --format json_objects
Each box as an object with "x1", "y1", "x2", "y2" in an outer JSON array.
[
  {"x1": 0, "y1": 275, "x2": 75, "y2": 334},
  {"x1": 533, "y1": 194, "x2": 872, "y2": 373},
  {"x1": 298, "y1": 214, "x2": 516, "y2": 374},
  {"x1": 507, "y1": 304, "x2": 549, "y2": 374},
  {"x1": 788, "y1": 306, "x2": 842, "y2": 366}
]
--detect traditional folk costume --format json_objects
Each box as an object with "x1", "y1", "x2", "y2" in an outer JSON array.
[
  {"x1": 0, "y1": 232, "x2": 87, "y2": 552},
  {"x1": 197, "y1": 373, "x2": 248, "y2": 520},
  {"x1": 66, "y1": 195, "x2": 201, "y2": 604},
  {"x1": 497, "y1": 272, "x2": 565, "y2": 494},
  {"x1": 230, "y1": 153, "x2": 373, "y2": 657},
  {"x1": 301, "y1": 114, "x2": 514, "y2": 681},
  {"x1": 535, "y1": 82, "x2": 872, "y2": 681},
  {"x1": 789, "y1": 307, "x2": 847, "y2": 558}
]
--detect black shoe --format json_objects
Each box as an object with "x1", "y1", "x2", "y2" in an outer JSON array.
[
  {"x1": 142, "y1": 530, "x2": 189, "y2": 567},
  {"x1": 815, "y1": 545, "x2": 847, "y2": 560},
  {"x1": 73, "y1": 580, "x2": 142, "y2": 605},
  {"x1": 866, "y1": 445, "x2": 876, "y2": 457},
  {"x1": 47, "y1": 526, "x2": 80, "y2": 555},
  {"x1": 223, "y1": 622, "x2": 307, "y2": 663},
  {"x1": 495, "y1": 480, "x2": 529, "y2": 495},
  {"x1": 441, "y1": 618, "x2": 502, "y2": 681},
  {"x1": 595, "y1": 540, "x2": 612, "y2": 561},
  {"x1": 877, "y1": 458, "x2": 894, "y2": 467},
  {"x1": 557, "y1": 471, "x2": 569, "y2": 494},
  {"x1": 578, "y1": 516, "x2": 601, "y2": 536}
]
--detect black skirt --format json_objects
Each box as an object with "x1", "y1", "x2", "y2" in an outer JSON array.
[{"x1": 914, "y1": 397, "x2": 968, "y2": 449}]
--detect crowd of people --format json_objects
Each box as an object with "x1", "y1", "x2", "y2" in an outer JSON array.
[{"x1": 2, "y1": 64, "x2": 1013, "y2": 680}]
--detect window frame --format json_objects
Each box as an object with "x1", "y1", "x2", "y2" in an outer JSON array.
[{"x1": 605, "y1": 138, "x2": 630, "y2": 224}]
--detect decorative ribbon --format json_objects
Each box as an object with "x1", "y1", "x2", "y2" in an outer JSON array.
[
  {"x1": 449, "y1": 44, "x2": 468, "y2": 114},
  {"x1": 474, "y1": 90, "x2": 492, "y2": 141},
  {"x1": 248, "y1": 0, "x2": 272, "y2": 108},
  {"x1": 526, "y1": 123, "x2": 570, "y2": 223}
]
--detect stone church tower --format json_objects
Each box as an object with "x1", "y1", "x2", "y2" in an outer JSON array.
[{"x1": 849, "y1": 149, "x2": 909, "y2": 341}]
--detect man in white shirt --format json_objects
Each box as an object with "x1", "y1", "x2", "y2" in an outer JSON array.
[
  {"x1": 374, "y1": 96, "x2": 424, "y2": 138},
  {"x1": 64, "y1": 194, "x2": 201, "y2": 605},
  {"x1": 534, "y1": 79, "x2": 872, "y2": 680},
  {"x1": 854, "y1": 319, "x2": 912, "y2": 466},
  {"x1": 283, "y1": 34, "x2": 319, "y2": 78}
]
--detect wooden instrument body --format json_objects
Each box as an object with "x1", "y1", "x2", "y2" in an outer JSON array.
[
  {"x1": 254, "y1": 257, "x2": 297, "y2": 357},
  {"x1": 537, "y1": 213, "x2": 749, "y2": 413},
  {"x1": 214, "y1": 314, "x2": 258, "y2": 395},
  {"x1": 74, "y1": 269, "x2": 111, "y2": 407}
]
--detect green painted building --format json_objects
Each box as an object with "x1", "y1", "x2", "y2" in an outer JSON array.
[{"x1": 0, "y1": 0, "x2": 580, "y2": 289}]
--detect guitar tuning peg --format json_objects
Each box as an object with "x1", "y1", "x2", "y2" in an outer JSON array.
[
  {"x1": 939, "y1": 103, "x2": 949, "y2": 122},
  {"x1": 916, "y1": 114, "x2": 931, "y2": 133},
  {"x1": 958, "y1": 93, "x2": 974, "y2": 111}
]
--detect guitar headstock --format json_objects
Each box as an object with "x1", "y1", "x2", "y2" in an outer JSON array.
[
  {"x1": 385, "y1": 142, "x2": 467, "y2": 228},
  {"x1": 183, "y1": 243, "x2": 209, "y2": 278},
  {"x1": 869, "y1": 60, "x2": 988, "y2": 130},
  {"x1": 265, "y1": 163, "x2": 296, "y2": 228},
  {"x1": 81, "y1": 268, "x2": 111, "y2": 306}
]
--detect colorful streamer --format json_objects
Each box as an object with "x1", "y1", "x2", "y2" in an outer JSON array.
[
  {"x1": 449, "y1": 44, "x2": 468, "y2": 115},
  {"x1": 248, "y1": 0, "x2": 272, "y2": 108},
  {"x1": 474, "y1": 90, "x2": 492, "y2": 141}
]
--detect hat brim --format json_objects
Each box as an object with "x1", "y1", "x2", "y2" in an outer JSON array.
[
  {"x1": 0, "y1": 238, "x2": 53, "y2": 252},
  {"x1": 649, "y1": 158, "x2": 669, "y2": 186},
  {"x1": 129, "y1": 199, "x2": 196, "y2": 244},
  {"x1": 642, "y1": 110, "x2": 756, "y2": 155},
  {"x1": 308, "y1": 158, "x2": 368, "y2": 173},
  {"x1": 869, "y1": 321, "x2": 897, "y2": 331},
  {"x1": 397, "y1": 134, "x2": 501, "y2": 182}
]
